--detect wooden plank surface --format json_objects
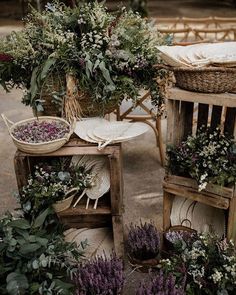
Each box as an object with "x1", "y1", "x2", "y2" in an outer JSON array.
[
  {"x1": 112, "y1": 215, "x2": 124, "y2": 257},
  {"x1": 169, "y1": 87, "x2": 236, "y2": 107},
  {"x1": 163, "y1": 191, "x2": 175, "y2": 230},
  {"x1": 109, "y1": 149, "x2": 123, "y2": 215},
  {"x1": 227, "y1": 187, "x2": 236, "y2": 243},
  {"x1": 163, "y1": 182, "x2": 230, "y2": 209},
  {"x1": 165, "y1": 175, "x2": 234, "y2": 199}
]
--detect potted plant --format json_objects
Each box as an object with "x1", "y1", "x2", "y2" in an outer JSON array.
[
  {"x1": 136, "y1": 270, "x2": 185, "y2": 295},
  {"x1": 167, "y1": 127, "x2": 236, "y2": 191},
  {"x1": 0, "y1": 209, "x2": 86, "y2": 295},
  {"x1": 0, "y1": 1, "x2": 170, "y2": 121},
  {"x1": 73, "y1": 252, "x2": 124, "y2": 295},
  {"x1": 127, "y1": 221, "x2": 161, "y2": 269},
  {"x1": 20, "y1": 160, "x2": 92, "y2": 217}
]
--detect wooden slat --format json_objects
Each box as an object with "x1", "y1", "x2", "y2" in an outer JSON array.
[
  {"x1": 109, "y1": 149, "x2": 123, "y2": 215},
  {"x1": 224, "y1": 107, "x2": 236, "y2": 136},
  {"x1": 112, "y1": 215, "x2": 124, "y2": 257},
  {"x1": 58, "y1": 205, "x2": 111, "y2": 216},
  {"x1": 165, "y1": 175, "x2": 234, "y2": 199},
  {"x1": 163, "y1": 182, "x2": 230, "y2": 209},
  {"x1": 14, "y1": 154, "x2": 30, "y2": 191},
  {"x1": 197, "y1": 103, "x2": 209, "y2": 130},
  {"x1": 227, "y1": 188, "x2": 236, "y2": 244},
  {"x1": 167, "y1": 99, "x2": 181, "y2": 146},
  {"x1": 169, "y1": 88, "x2": 236, "y2": 108},
  {"x1": 211, "y1": 105, "x2": 222, "y2": 129},
  {"x1": 163, "y1": 191, "x2": 175, "y2": 230},
  {"x1": 59, "y1": 214, "x2": 112, "y2": 229}
]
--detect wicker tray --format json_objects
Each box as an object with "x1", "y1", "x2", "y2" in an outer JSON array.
[
  {"x1": 1, "y1": 114, "x2": 74, "y2": 154},
  {"x1": 173, "y1": 66, "x2": 236, "y2": 93}
]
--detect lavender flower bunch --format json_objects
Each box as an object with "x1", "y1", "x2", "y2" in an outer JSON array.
[
  {"x1": 74, "y1": 253, "x2": 124, "y2": 295},
  {"x1": 12, "y1": 120, "x2": 69, "y2": 143},
  {"x1": 127, "y1": 222, "x2": 161, "y2": 260},
  {"x1": 136, "y1": 271, "x2": 185, "y2": 295}
]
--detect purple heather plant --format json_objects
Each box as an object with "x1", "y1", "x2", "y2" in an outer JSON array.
[
  {"x1": 74, "y1": 252, "x2": 124, "y2": 295},
  {"x1": 12, "y1": 120, "x2": 69, "y2": 143},
  {"x1": 127, "y1": 221, "x2": 161, "y2": 260},
  {"x1": 164, "y1": 230, "x2": 197, "y2": 252},
  {"x1": 136, "y1": 270, "x2": 185, "y2": 295}
]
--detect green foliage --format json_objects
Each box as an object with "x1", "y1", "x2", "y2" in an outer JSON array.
[
  {"x1": 19, "y1": 159, "x2": 92, "y2": 221},
  {"x1": 0, "y1": 1, "x2": 170, "y2": 114},
  {"x1": 0, "y1": 210, "x2": 85, "y2": 295}
]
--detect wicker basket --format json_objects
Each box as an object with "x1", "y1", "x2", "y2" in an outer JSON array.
[
  {"x1": 1, "y1": 114, "x2": 74, "y2": 154},
  {"x1": 163, "y1": 219, "x2": 197, "y2": 252},
  {"x1": 34, "y1": 75, "x2": 117, "y2": 118},
  {"x1": 173, "y1": 67, "x2": 236, "y2": 93},
  {"x1": 53, "y1": 188, "x2": 77, "y2": 213}
]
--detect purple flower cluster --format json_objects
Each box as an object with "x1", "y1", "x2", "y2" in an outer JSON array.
[
  {"x1": 137, "y1": 271, "x2": 185, "y2": 295},
  {"x1": 165, "y1": 230, "x2": 196, "y2": 244},
  {"x1": 74, "y1": 253, "x2": 124, "y2": 295},
  {"x1": 127, "y1": 222, "x2": 161, "y2": 260},
  {"x1": 12, "y1": 120, "x2": 69, "y2": 143},
  {"x1": 0, "y1": 53, "x2": 13, "y2": 62}
]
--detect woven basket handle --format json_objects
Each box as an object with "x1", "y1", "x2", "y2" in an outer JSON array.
[
  {"x1": 1, "y1": 113, "x2": 14, "y2": 131},
  {"x1": 181, "y1": 218, "x2": 192, "y2": 228}
]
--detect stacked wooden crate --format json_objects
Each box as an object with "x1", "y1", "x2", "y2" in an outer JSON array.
[
  {"x1": 163, "y1": 87, "x2": 236, "y2": 243},
  {"x1": 14, "y1": 138, "x2": 124, "y2": 257}
]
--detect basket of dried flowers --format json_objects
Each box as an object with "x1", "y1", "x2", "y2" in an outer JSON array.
[
  {"x1": 1, "y1": 114, "x2": 74, "y2": 154},
  {"x1": 127, "y1": 221, "x2": 161, "y2": 271},
  {"x1": 163, "y1": 219, "x2": 197, "y2": 253}
]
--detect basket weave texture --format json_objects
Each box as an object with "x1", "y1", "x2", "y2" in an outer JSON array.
[
  {"x1": 173, "y1": 67, "x2": 236, "y2": 93},
  {"x1": 35, "y1": 75, "x2": 118, "y2": 117},
  {"x1": 1, "y1": 115, "x2": 73, "y2": 154}
]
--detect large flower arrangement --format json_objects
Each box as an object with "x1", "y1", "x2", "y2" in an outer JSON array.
[
  {"x1": 167, "y1": 127, "x2": 236, "y2": 190},
  {"x1": 0, "y1": 1, "x2": 170, "y2": 119}
]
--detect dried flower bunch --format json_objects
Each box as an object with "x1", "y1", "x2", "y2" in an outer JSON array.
[
  {"x1": 167, "y1": 127, "x2": 236, "y2": 190},
  {"x1": 20, "y1": 160, "x2": 92, "y2": 218},
  {"x1": 161, "y1": 234, "x2": 236, "y2": 294},
  {"x1": 12, "y1": 120, "x2": 69, "y2": 143},
  {"x1": 74, "y1": 252, "x2": 124, "y2": 295},
  {"x1": 127, "y1": 221, "x2": 161, "y2": 260},
  {"x1": 136, "y1": 270, "x2": 185, "y2": 295},
  {"x1": 164, "y1": 230, "x2": 197, "y2": 253},
  {"x1": 0, "y1": 1, "x2": 170, "y2": 115}
]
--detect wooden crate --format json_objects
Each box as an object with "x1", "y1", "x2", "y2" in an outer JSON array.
[
  {"x1": 163, "y1": 88, "x2": 236, "y2": 243},
  {"x1": 14, "y1": 138, "x2": 124, "y2": 257}
]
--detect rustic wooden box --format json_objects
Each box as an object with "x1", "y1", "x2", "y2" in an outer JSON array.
[
  {"x1": 14, "y1": 138, "x2": 124, "y2": 256},
  {"x1": 163, "y1": 88, "x2": 236, "y2": 243}
]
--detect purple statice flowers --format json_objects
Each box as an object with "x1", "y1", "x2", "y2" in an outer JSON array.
[
  {"x1": 12, "y1": 120, "x2": 69, "y2": 143},
  {"x1": 74, "y1": 253, "x2": 124, "y2": 295},
  {"x1": 136, "y1": 271, "x2": 185, "y2": 295},
  {"x1": 127, "y1": 222, "x2": 161, "y2": 260}
]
